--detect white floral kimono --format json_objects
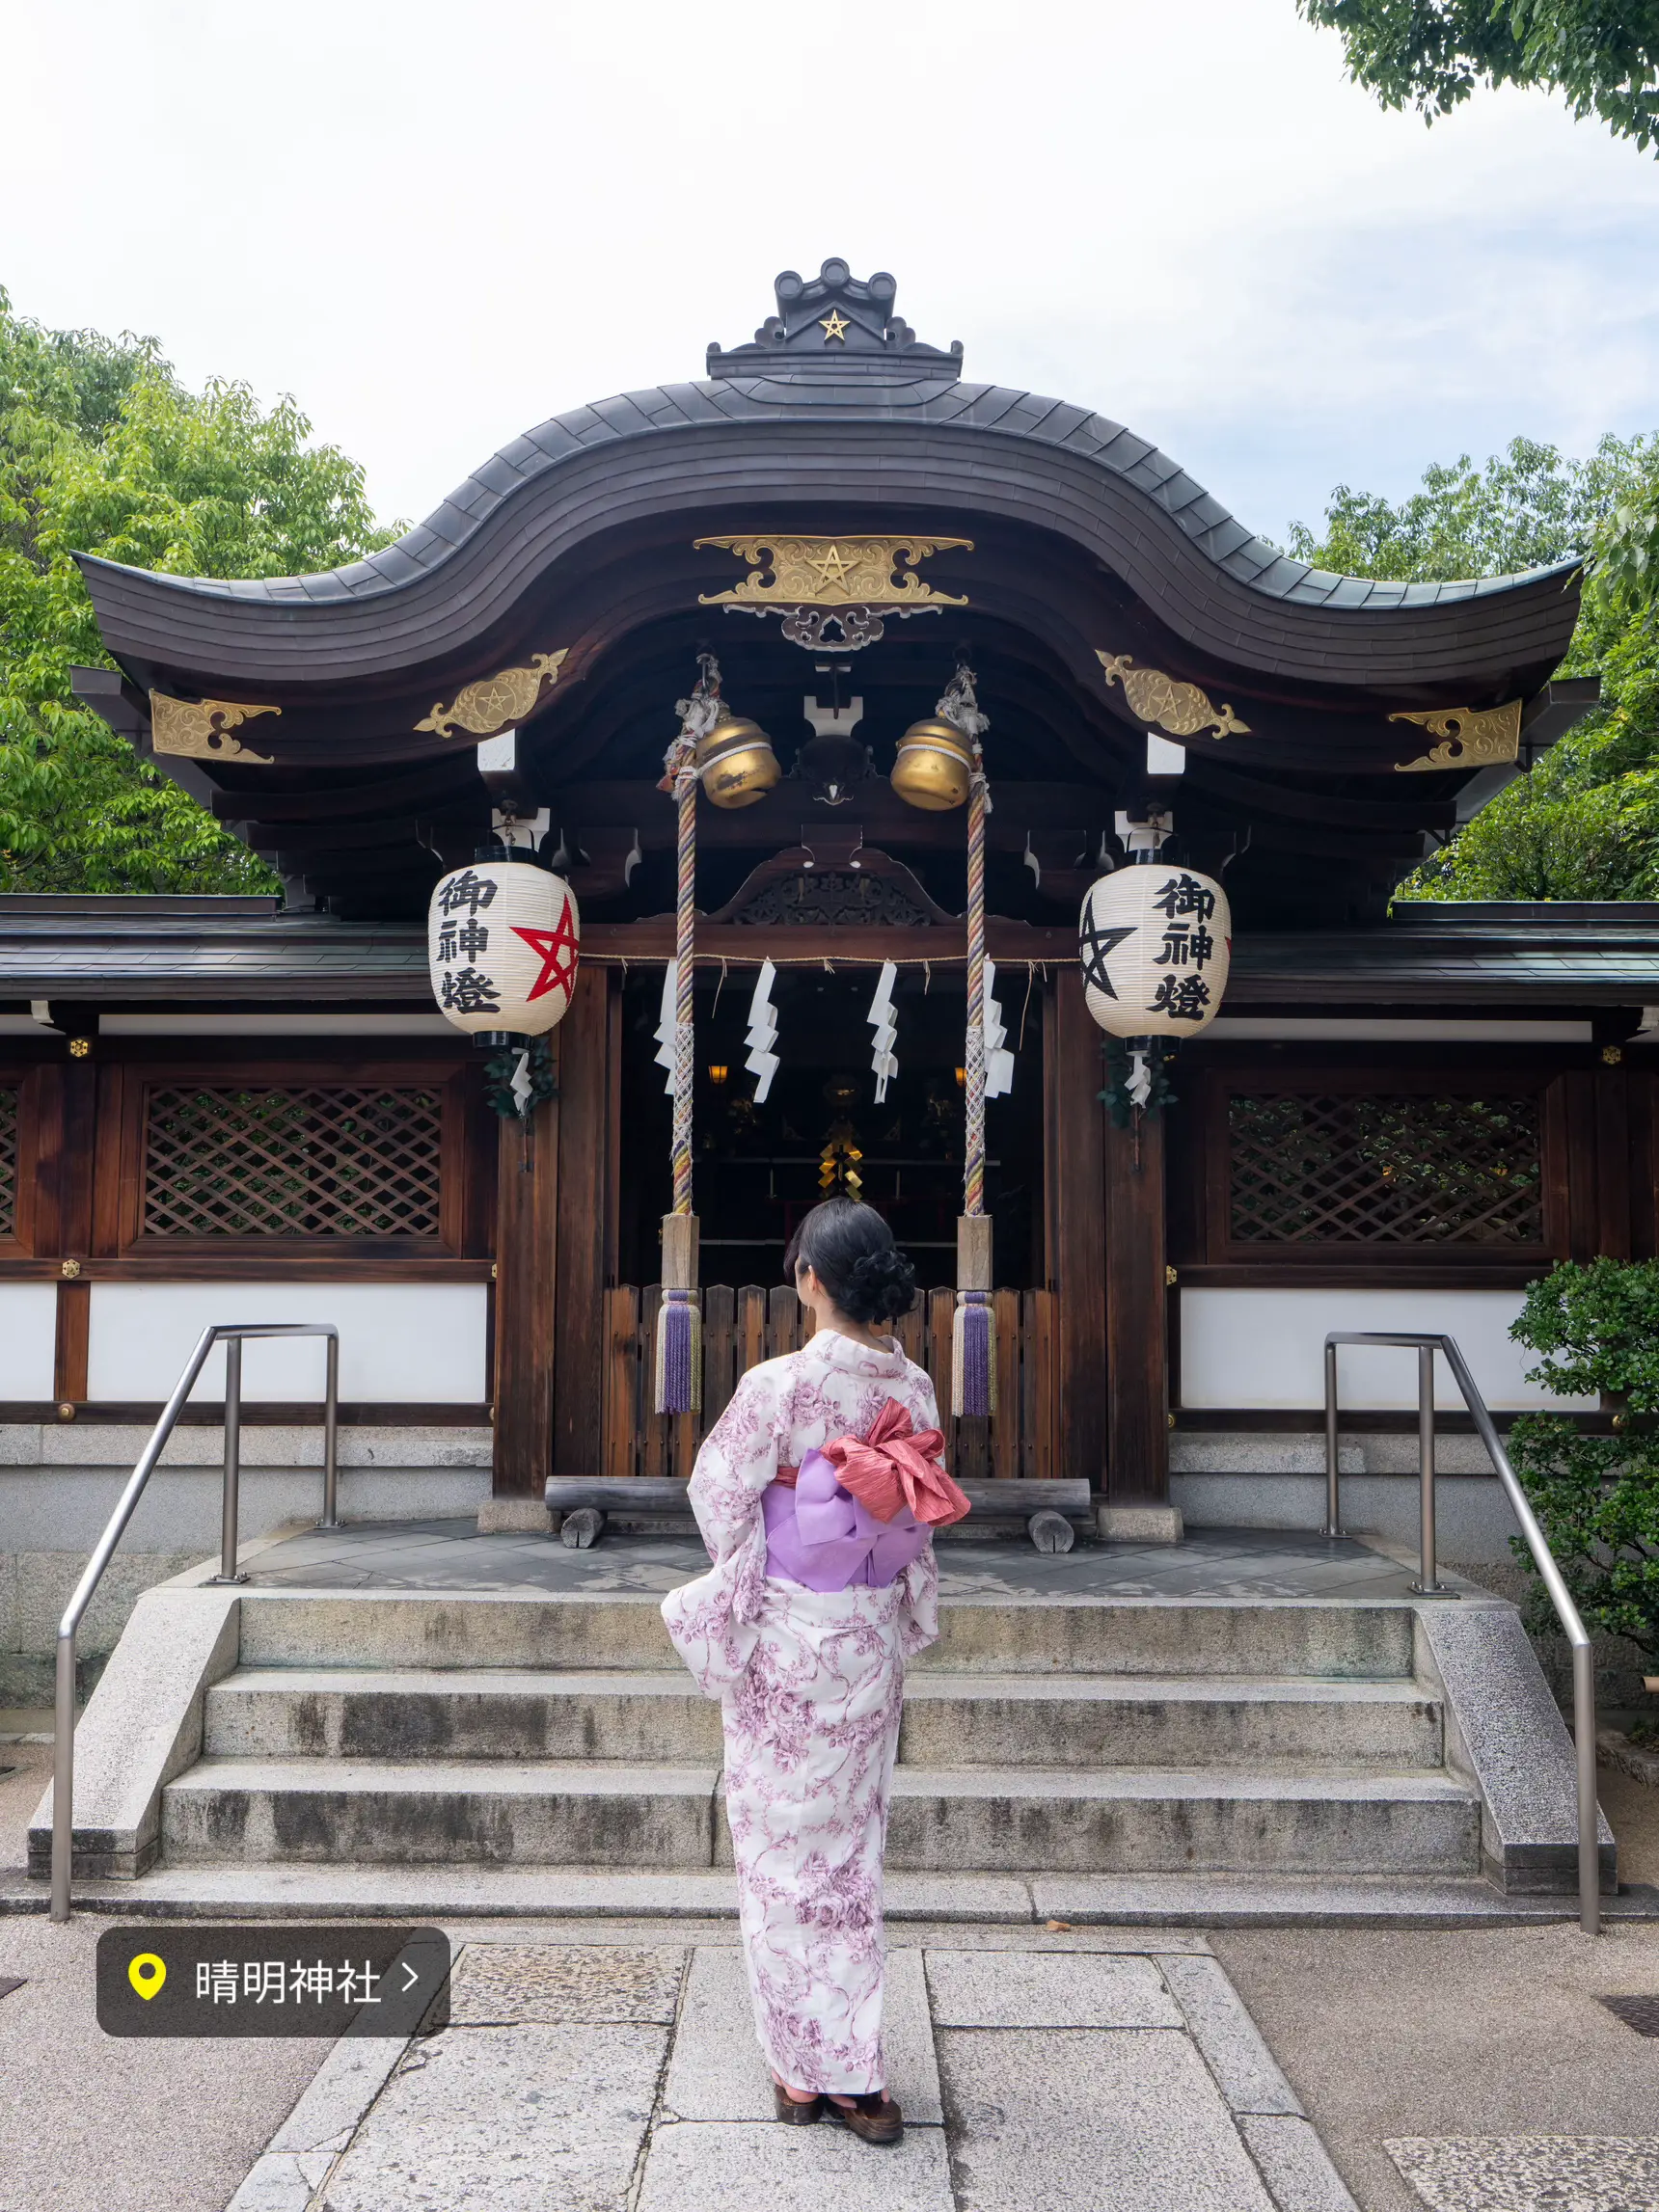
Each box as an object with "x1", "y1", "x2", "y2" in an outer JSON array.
[{"x1": 662, "y1": 1326, "x2": 941, "y2": 2094}]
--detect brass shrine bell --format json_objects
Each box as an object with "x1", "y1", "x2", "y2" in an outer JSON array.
[
  {"x1": 696, "y1": 715, "x2": 781, "y2": 808},
  {"x1": 890, "y1": 716, "x2": 973, "y2": 810}
]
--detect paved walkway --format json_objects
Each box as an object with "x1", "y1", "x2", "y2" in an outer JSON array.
[
  {"x1": 1214, "y1": 1917, "x2": 1659, "y2": 2212},
  {"x1": 243, "y1": 1521, "x2": 1461, "y2": 1603},
  {"x1": 228, "y1": 1922, "x2": 1357, "y2": 2212}
]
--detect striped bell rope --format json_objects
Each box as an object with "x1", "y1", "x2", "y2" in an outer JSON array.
[
  {"x1": 941, "y1": 663, "x2": 996, "y2": 1419},
  {"x1": 652, "y1": 654, "x2": 721, "y2": 1414}
]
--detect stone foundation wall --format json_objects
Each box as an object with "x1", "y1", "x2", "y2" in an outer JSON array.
[
  {"x1": 1173, "y1": 1429, "x2": 1521, "y2": 1560},
  {"x1": 1173, "y1": 1432, "x2": 1653, "y2": 1711},
  {"x1": 0, "y1": 1424, "x2": 491, "y2": 1714}
]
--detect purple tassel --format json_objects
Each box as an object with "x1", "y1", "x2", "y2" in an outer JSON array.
[
  {"x1": 951, "y1": 1290, "x2": 995, "y2": 1418},
  {"x1": 655, "y1": 1286, "x2": 701, "y2": 1415}
]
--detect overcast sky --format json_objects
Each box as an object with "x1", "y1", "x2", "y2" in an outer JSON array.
[{"x1": 6, "y1": 0, "x2": 1659, "y2": 555}]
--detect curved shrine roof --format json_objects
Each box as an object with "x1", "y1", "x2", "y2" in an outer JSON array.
[
  {"x1": 85, "y1": 372, "x2": 1571, "y2": 619},
  {"x1": 75, "y1": 260, "x2": 1582, "y2": 701}
]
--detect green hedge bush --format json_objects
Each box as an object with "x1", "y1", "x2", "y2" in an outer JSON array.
[{"x1": 1508, "y1": 1257, "x2": 1659, "y2": 1671}]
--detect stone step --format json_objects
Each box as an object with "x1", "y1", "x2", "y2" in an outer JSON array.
[
  {"x1": 235, "y1": 1589, "x2": 1418, "y2": 1680},
  {"x1": 237, "y1": 1591, "x2": 682, "y2": 1673},
  {"x1": 160, "y1": 1758, "x2": 720, "y2": 1869},
  {"x1": 899, "y1": 1674, "x2": 1443, "y2": 1769},
  {"x1": 204, "y1": 1669, "x2": 725, "y2": 1763},
  {"x1": 204, "y1": 1667, "x2": 1442, "y2": 1771},
  {"x1": 56, "y1": 1860, "x2": 1639, "y2": 1927},
  {"x1": 873, "y1": 1767, "x2": 1481, "y2": 1876},
  {"x1": 160, "y1": 1754, "x2": 1480, "y2": 1877},
  {"x1": 917, "y1": 1599, "x2": 1416, "y2": 1678}
]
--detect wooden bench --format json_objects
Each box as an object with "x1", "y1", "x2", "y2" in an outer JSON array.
[{"x1": 543, "y1": 1476, "x2": 1093, "y2": 1553}]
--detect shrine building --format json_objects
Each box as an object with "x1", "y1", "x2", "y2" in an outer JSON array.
[{"x1": 7, "y1": 257, "x2": 1655, "y2": 1644}]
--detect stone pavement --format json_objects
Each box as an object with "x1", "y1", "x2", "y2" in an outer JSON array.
[
  {"x1": 227, "y1": 1921, "x2": 1357, "y2": 2212},
  {"x1": 1213, "y1": 1916, "x2": 1659, "y2": 2212},
  {"x1": 243, "y1": 1518, "x2": 1458, "y2": 1603},
  {"x1": 0, "y1": 1898, "x2": 325, "y2": 2212}
]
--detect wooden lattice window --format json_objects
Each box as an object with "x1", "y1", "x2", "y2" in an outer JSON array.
[
  {"x1": 141, "y1": 1085, "x2": 444, "y2": 1238},
  {"x1": 1227, "y1": 1092, "x2": 1544, "y2": 1246},
  {"x1": 0, "y1": 1088, "x2": 18, "y2": 1240}
]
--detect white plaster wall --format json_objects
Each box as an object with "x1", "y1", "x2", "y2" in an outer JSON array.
[
  {"x1": 0, "y1": 1284, "x2": 58, "y2": 1397},
  {"x1": 87, "y1": 1283, "x2": 489, "y2": 1403},
  {"x1": 1179, "y1": 1287, "x2": 1595, "y2": 1412}
]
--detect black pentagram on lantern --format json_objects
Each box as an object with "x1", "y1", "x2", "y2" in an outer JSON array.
[{"x1": 1078, "y1": 911, "x2": 1135, "y2": 998}]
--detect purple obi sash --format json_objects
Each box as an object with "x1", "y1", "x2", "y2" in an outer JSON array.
[{"x1": 762, "y1": 1448, "x2": 931, "y2": 1592}]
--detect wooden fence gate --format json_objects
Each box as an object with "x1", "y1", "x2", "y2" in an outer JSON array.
[{"x1": 601, "y1": 1284, "x2": 1058, "y2": 1485}]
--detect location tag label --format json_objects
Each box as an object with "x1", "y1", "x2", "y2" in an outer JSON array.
[
  {"x1": 96, "y1": 1924, "x2": 449, "y2": 2037},
  {"x1": 127, "y1": 1952, "x2": 166, "y2": 2000}
]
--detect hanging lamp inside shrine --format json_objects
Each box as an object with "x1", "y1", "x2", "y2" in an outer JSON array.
[{"x1": 889, "y1": 715, "x2": 974, "y2": 810}]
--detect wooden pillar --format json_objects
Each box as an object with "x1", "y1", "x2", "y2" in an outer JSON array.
[
  {"x1": 1595, "y1": 1060, "x2": 1632, "y2": 1259},
  {"x1": 1563, "y1": 1072, "x2": 1598, "y2": 1264},
  {"x1": 35, "y1": 1053, "x2": 96, "y2": 1409},
  {"x1": 552, "y1": 965, "x2": 614, "y2": 1476},
  {"x1": 1044, "y1": 971, "x2": 1107, "y2": 1490},
  {"x1": 1631, "y1": 1067, "x2": 1657, "y2": 1262},
  {"x1": 1103, "y1": 1105, "x2": 1169, "y2": 1502},
  {"x1": 491, "y1": 1058, "x2": 558, "y2": 1497}
]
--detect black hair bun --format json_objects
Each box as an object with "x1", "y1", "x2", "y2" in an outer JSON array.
[
  {"x1": 783, "y1": 1196, "x2": 918, "y2": 1326},
  {"x1": 846, "y1": 1248, "x2": 918, "y2": 1325}
]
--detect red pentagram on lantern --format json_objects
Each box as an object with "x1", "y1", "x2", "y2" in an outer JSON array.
[{"x1": 513, "y1": 902, "x2": 580, "y2": 1003}]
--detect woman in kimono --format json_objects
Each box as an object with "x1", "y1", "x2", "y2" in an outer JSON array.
[{"x1": 662, "y1": 1198, "x2": 969, "y2": 2145}]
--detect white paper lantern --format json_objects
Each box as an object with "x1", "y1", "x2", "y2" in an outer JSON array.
[
  {"x1": 428, "y1": 856, "x2": 581, "y2": 1037},
  {"x1": 1078, "y1": 864, "x2": 1231, "y2": 1039}
]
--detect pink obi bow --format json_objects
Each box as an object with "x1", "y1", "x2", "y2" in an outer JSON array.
[
  {"x1": 819, "y1": 1397, "x2": 971, "y2": 1528},
  {"x1": 762, "y1": 1399, "x2": 970, "y2": 1594}
]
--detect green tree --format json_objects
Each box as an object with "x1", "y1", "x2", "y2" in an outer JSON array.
[
  {"x1": 0, "y1": 287, "x2": 398, "y2": 892},
  {"x1": 1287, "y1": 434, "x2": 1659, "y2": 900},
  {"x1": 1298, "y1": 2, "x2": 1659, "y2": 154},
  {"x1": 1285, "y1": 433, "x2": 1650, "y2": 580}
]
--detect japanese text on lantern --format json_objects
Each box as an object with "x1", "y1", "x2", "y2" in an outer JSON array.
[
  {"x1": 434, "y1": 871, "x2": 502, "y2": 1014},
  {"x1": 1149, "y1": 873, "x2": 1216, "y2": 1020}
]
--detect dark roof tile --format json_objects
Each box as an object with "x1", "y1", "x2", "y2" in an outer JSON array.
[
  {"x1": 469, "y1": 453, "x2": 530, "y2": 498},
  {"x1": 1182, "y1": 493, "x2": 1232, "y2": 534},
  {"x1": 71, "y1": 354, "x2": 1590, "y2": 640}
]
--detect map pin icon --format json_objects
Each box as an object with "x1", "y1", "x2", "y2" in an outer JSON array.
[{"x1": 127, "y1": 1952, "x2": 166, "y2": 2000}]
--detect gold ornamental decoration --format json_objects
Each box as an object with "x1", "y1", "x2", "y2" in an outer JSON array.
[
  {"x1": 1097, "y1": 653, "x2": 1249, "y2": 741},
  {"x1": 1391, "y1": 700, "x2": 1522, "y2": 773},
  {"x1": 149, "y1": 692, "x2": 280, "y2": 762},
  {"x1": 695, "y1": 535, "x2": 971, "y2": 608},
  {"x1": 415, "y1": 649, "x2": 568, "y2": 740}
]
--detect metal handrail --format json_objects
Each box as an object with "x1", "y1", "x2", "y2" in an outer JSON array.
[
  {"x1": 1324, "y1": 1330, "x2": 1601, "y2": 1934},
  {"x1": 50, "y1": 1322, "x2": 340, "y2": 1923}
]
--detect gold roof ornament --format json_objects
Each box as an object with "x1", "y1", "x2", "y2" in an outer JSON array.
[
  {"x1": 149, "y1": 692, "x2": 279, "y2": 762},
  {"x1": 1097, "y1": 653, "x2": 1250, "y2": 741},
  {"x1": 695, "y1": 535, "x2": 970, "y2": 608},
  {"x1": 1391, "y1": 700, "x2": 1522, "y2": 772},
  {"x1": 415, "y1": 649, "x2": 568, "y2": 740},
  {"x1": 695, "y1": 535, "x2": 972, "y2": 652}
]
